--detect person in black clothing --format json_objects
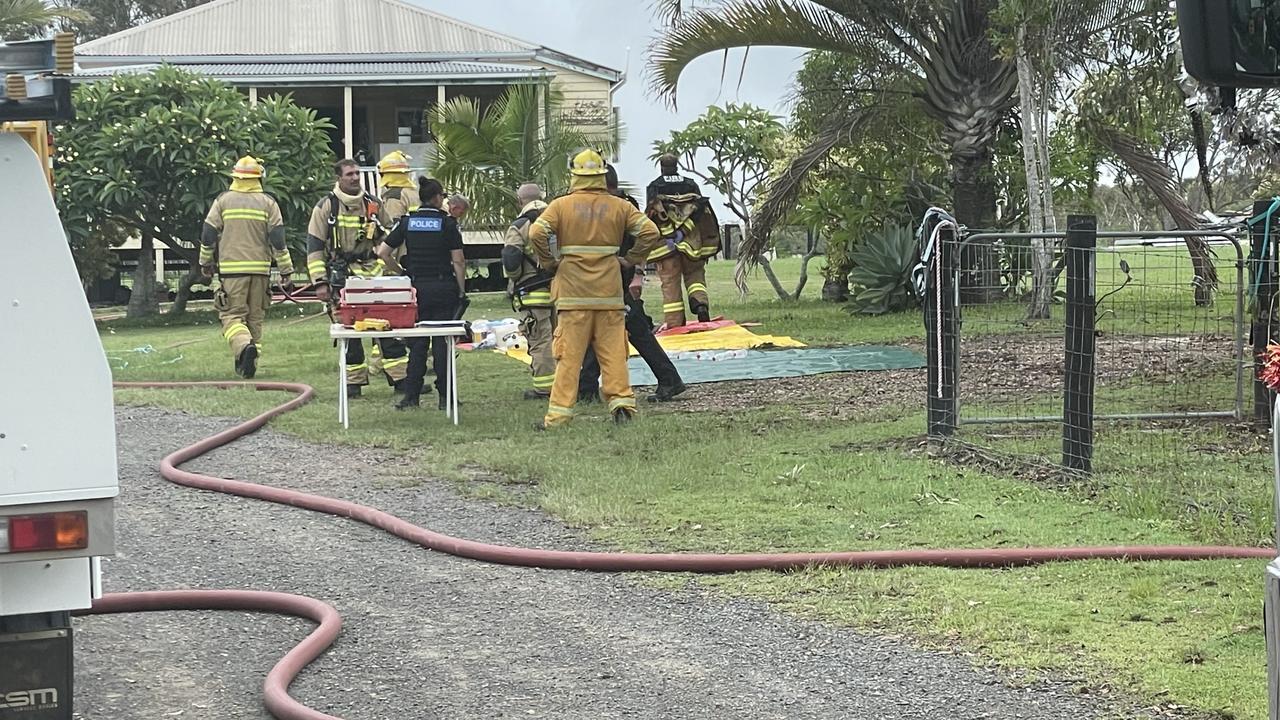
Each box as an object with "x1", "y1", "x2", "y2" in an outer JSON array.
[
  {"x1": 644, "y1": 153, "x2": 702, "y2": 207},
  {"x1": 579, "y1": 165, "x2": 687, "y2": 404},
  {"x1": 376, "y1": 177, "x2": 467, "y2": 411}
]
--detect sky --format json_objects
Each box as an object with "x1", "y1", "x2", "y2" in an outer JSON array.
[{"x1": 409, "y1": 0, "x2": 806, "y2": 198}]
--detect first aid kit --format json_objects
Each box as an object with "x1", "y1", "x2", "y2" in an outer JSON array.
[{"x1": 337, "y1": 276, "x2": 417, "y2": 328}]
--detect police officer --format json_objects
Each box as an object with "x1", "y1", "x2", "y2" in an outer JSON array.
[{"x1": 376, "y1": 177, "x2": 466, "y2": 410}]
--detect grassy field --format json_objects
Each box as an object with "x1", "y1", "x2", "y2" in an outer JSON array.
[{"x1": 103, "y1": 255, "x2": 1274, "y2": 720}]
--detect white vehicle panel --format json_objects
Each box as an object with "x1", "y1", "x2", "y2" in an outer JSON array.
[
  {"x1": 0, "y1": 133, "x2": 118, "y2": 507},
  {"x1": 0, "y1": 557, "x2": 92, "y2": 614}
]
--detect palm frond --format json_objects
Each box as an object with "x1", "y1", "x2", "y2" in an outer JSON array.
[
  {"x1": 647, "y1": 0, "x2": 912, "y2": 107},
  {"x1": 650, "y1": 0, "x2": 686, "y2": 26},
  {"x1": 917, "y1": 0, "x2": 1017, "y2": 133},
  {"x1": 1053, "y1": 0, "x2": 1155, "y2": 40},
  {"x1": 811, "y1": 0, "x2": 943, "y2": 66},
  {"x1": 430, "y1": 84, "x2": 603, "y2": 227},
  {"x1": 0, "y1": 0, "x2": 87, "y2": 38},
  {"x1": 735, "y1": 106, "x2": 879, "y2": 287}
]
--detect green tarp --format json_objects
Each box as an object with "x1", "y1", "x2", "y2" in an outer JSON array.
[{"x1": 627, "y1": 345, "x2": 925, "y2": 386}]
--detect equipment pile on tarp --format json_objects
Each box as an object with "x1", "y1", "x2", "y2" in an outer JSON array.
[{"x1": 490, "y1": 318, "x2": 924, "y2": 385}]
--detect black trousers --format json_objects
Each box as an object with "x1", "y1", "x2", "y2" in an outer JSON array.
[
  {"x1": 403, "y1": 278, "x2": 460, "y2": 401},
  {"x1": 579, "y1": 292, "x2": 681, "y2": 398}
]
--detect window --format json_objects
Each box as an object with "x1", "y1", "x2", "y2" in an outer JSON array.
[{"x1": 395, "y1": 108, "x2": 428, "y2": 144}]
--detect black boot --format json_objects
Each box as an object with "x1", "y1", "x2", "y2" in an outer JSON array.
[
  {"x1": 693, "y1": 304, "x2": 711, "y2": 323},
  {"x1": 395, "y1": 394, "x2": 420, "y2": 410},
  {"x1": 612, "y1": 408, "x2": 632, "y2": 425},
  {"x1": 346, "y1": 384, "x2": 362, "y2": 399},
  {"x1": 236, "y1": 344, "x2": 258, "y2": 379},
  {"x1": 647, "y1": 380, "x2": 688, "y2": 403},
  {"x1": 578, "y1": 388, "x2": 601, "y2": 404},
  {"x1": 523, "y1": 389, "x2": 550, "y2": 400}
]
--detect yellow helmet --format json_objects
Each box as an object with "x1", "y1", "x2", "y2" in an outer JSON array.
[
  {"x1": 570, "y1": 149, "x2": 607, "y2": 176},
  {"x1": 377, "y1": 150, "x2": 411, "y2": 174},
  {"x1": 231, "y1": 155, "x2": 264, "y2": 179}
]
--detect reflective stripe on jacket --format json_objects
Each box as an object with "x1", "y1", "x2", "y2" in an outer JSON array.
[{"x1": 202, "y1": 190, "x2": 285, "y2": 275}]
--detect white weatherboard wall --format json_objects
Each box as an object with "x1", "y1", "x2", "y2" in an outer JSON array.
[{"x1": 0, "y1": 133, "x2": 119, "y2": 506}]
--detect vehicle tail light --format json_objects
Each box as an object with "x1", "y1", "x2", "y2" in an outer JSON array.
[{"x1": 0, "y1": 512, "x2": 88, "y2": 553}]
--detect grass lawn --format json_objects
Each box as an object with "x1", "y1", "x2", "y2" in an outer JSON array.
[{"x1": 103, "y1": 255, "x2": 1274, "y2": 719}]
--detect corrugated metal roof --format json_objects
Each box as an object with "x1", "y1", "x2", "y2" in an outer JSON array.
[
  {"x1": 74, "y1": 60, "x2": 547, "y2": 83},
  {"x1": 78, "y1": 0, "x2": 539, "y2": 57}
]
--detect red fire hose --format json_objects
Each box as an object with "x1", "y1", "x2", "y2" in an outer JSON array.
[
  {"x1": 84, "y1": 381, "x2": 1276, "y2": 720},
  {"x1": 84, "y1": 590, "x2": 342, "y2": 720}
]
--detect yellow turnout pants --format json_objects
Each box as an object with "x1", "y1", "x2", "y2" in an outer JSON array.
[
  {"x1": 545, "y1": 309, "x2": 636, "y2": 427},
  {"x1": 217, "y1": 274, "x2": 269, "y2": 359},
  {"x1": 521, "y1": 306, "x2": 556, "y2": 392},
  {"x1": 656, "y1": 254, "x2": 708, "y2": 327}
]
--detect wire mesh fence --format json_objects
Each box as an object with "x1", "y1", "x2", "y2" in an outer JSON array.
[{"x1": 922, "y1": 213, "x2": 1255, "y2": 483}]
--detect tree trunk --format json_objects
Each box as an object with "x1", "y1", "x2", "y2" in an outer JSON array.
[
  {"x1": 792, "y1": 230, "x2": 820, "y2": 299},
  {"x1": 1087, "y1": 121, "x2": 1217, "y2": 306},
  {"x1": 821, "y1": 278, "x2": 849, "y2": 303},
  {"x1": 758, "y1": 256, "x2": 792, "y2": 302},
  {"x1": 951, "y1": 149, "x2": 1001, "y2": 304},
  {"x1": 168, "y1": 264, "x2": 206, "y2": 316},
  {"x1": 126, "y1": 231, "x2": 159, "y2": 319},
  {"x1": 1017, "y1": 30, "x2": 1056, "y2": 321}
]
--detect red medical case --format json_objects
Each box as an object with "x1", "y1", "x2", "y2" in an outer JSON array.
[{"x1": 336, "y1": 276, "x2": 417, "y2": 328}]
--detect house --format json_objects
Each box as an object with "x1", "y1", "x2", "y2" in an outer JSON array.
[
  {"x1": 73, "y1": 0, "x2": 624, "y2": 296},
  {"x1": 75, "y1": 0, "x2": 623, "y2": 164}
]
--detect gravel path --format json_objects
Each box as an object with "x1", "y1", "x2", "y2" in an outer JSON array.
[{"x1": 74, "y1": 406, "x2": 1142, "y2": 720}]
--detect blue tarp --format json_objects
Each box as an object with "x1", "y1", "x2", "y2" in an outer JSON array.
[{"x1": 627, "y1": 345, "x2": 925, "y2": 386}]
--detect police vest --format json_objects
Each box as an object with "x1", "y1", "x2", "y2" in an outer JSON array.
[{"x1": 402, "y1": 208, "x2": 454, "y2": 279}]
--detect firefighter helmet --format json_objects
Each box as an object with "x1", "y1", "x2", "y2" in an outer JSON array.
[
  {"x1": 377, "y1": 150, "x2": 411, "y2": 174},
  {"x1": 231, "y1": 155, "x2": 265, "y2": 179},
  {"x1": 570, "y1": 149, "x2": 607, "y2": 176}
]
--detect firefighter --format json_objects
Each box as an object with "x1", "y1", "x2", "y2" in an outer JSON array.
[
  {"x1": 377, "y1": 150, "x2": 420, "y2": 220},
  {"x1": 528, "y1": 149, "x2": 661, "y2": 428},
  {"x1": 645, "y1": 153, "x2": 720, "y2": 328},
  {"x1": 370, "y1": 151, "x2": 421, "y2": 381},
  {"x1": 199, "y1": 155, "x2": 292, "y2": 379},
  {"x1": 375, "y1": 177, "x2": 466, "y2": 410},
  {"x1": 305, "y1": 158, "x2": 409, "y2": 398},
  {"x1": 579, "y1": 164, "x2": 686, "y2": 403},
  {"x1": 503, "y1": 182, "x2": 554, "y2": 399}
]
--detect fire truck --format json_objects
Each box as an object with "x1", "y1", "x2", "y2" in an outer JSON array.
[{"x1": 0, "y1": 34, "x2": 117, "y2": 720}]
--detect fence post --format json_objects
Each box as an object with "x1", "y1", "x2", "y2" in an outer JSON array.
[
  {"x1": 1252, "y1": 198, "x2": 1278, "y2": 426},
  {"x1": 925, "y1": 222, "x2": 959, "y2": 437},
  {"x1": 1063, "y1": 214, "x2": 1097, "y2": 473}
]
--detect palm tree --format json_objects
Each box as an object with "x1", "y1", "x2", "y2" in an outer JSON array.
[
  {"x1": 429, "y1": 84, "x2": 617, "y2": 228},
  {"x1": 0, "y1": 0, "x2": 86, "y2": 38},
  {"x1": 648, "y1": 0, "x2": 1142, "y2": 300}
]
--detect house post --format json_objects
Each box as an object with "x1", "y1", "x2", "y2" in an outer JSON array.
[
  {"x1": 343, "y1": 86, "x2": 354, "y2": 160},
  {"x1": 248, "y1": 87, "x2": 257, "y2": 107}
]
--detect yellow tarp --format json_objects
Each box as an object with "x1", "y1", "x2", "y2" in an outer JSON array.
[{"x1": 503, "y1": 323, "x2": 805, "y2": 365}]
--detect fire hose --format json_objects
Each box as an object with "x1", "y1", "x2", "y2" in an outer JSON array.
[{"x1": 78, "y1": 381, "x2": 1277, "y2": 720}]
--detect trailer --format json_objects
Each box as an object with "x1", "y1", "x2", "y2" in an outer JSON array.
[{"x1": 0, "y1": 35, "x2": 117, "y2": 720}]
